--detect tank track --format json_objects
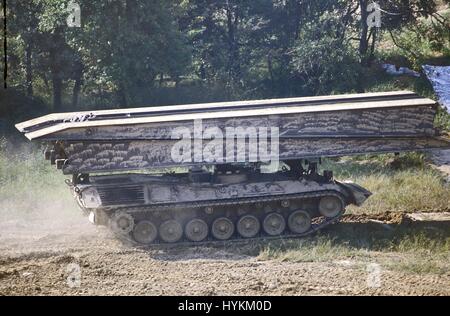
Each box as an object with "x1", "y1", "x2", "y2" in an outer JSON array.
[{"x1": 103, "y1": 190, "x2": 346, "y2": 246}]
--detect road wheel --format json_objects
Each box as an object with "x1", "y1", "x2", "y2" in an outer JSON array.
[
  {"x1": 262, "y1": 213, "x2": 285, "y2": 236},
  {"x1": 319, "y1": 196, "x2": 343, "y2": 218},
  {"x1": 110, "y1": 212, "x2": 134, "y2": 235},
  {"x1": 159, "y1": 220, "x2": 183, "y2": 243},
  {"x1": 212, "y1": 217, "x2": 234, "y2": 240},
  {"x1": 288, "y1": 210, "x2": 311, "y2": 234},
  {"x1": 237, "y1": 215, "x2": 260, "y2": 238},
  {"x1": 185, "y1": 219, "x2": 209, "y2": 242},
  {"x1": 133, "y1": 221, "x2": 158, "y2": 244}
]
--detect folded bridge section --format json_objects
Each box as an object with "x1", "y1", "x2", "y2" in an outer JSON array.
[{"x1": 15, "y1": 91, "x2": 450, "y2": 174}]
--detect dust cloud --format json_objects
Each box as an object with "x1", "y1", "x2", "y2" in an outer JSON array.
[
  {"x1": 0, "y1": 186, "x2": 109, "y2": 257},
  {"x1": 0, "y1": 139, "x2": 112, "y2": 256}
]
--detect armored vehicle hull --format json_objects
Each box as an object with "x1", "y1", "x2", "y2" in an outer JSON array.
[{"x1": 72, "y1": 166, "x2": 371, "y2": 244}]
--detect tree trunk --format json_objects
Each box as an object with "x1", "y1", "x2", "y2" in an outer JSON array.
[
  {"x1": 287, "y1": 0, "x2": 302, "y2": 41},
  {"x1": 359, "y1": 0, "x2": 369, "y2": 65},
  {"x1": 72, "y1": 79, "x2": 81, "y2": 108},
  {"x1": 174, "y1": 75, "x2": 180, "y2": 88},
  {"x1": 25, "y1": 41, "x2": 33, "y2": 97},
  {"x1": 72, "y1": 58, "x2": 83, "y2": 108},
  {"x1": 117, "y1": 82, "x2": 128, "y2": 107},
  {"x1": 52, "y1": 73, "x2": 63, "y2": 111},
  {"x1": 49, "y1": 27, "x2": 64, "y2": 111},
  {"x1": 368, "y1": 28, "x2": 378, "y2": 65},
  {"x1": 125, "y1": 0, "x2": 137, "y2": 25},
  {"x1": 267, "y1": 51, "x2": 274, "y2": 90},
  {"x1": 226, "y1": 1, "x2": 240, "y2": 84}
]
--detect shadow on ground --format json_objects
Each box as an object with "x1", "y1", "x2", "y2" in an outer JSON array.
[{"x1": 142, "y1": 213, "x2": 450, "y2": 261}]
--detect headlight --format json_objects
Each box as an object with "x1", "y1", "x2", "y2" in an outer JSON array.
[{"x1": 81, "y1": 187, "x2": 102, "y2": 208}]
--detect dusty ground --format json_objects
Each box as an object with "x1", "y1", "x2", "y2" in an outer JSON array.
[
  {"x1": 1, "y1": 149, "x2": 449, "y2": 296},
  {"x1": 0, "y1": 209, "x2": 449, "y2": 296}
]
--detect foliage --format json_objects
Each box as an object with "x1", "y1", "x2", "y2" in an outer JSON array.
[
  {"x1": 1, "y1": 0, "x2": 449, "y2": 117},
  {"x1": 386, "y1": 9, "x2": 450, "y2": 69},
  {"x1": 289, "y1": 32, "x2": 363, "y2": 95}
]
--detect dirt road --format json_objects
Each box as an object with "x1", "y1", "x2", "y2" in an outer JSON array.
[{"x1": 0, "y1": 209, "x2": 449, "y2": 296}]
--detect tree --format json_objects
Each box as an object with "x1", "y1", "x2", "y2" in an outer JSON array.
[
  {"x1": 4, "y1": 0, "x2": 449, "y2": 113},
  {"x1": 78, "y1": 0, "x2": 190, "y2": 105},
  {"x1": 7, "y1": 1, "x2": 42, "y2": 96},
  {"x1": 25, "y1": 0, "x2": 83, "y2": 111},
  {"x1": 355, "y1": 0, "x2": 442, "y2": 65}
]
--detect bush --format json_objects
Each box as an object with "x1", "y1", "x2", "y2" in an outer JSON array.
[
  {"x1": 0, "y1": 88, "x2": 48, "y2": 134},
  {"x1": 289, "y1": 37, "x2": 363, "y2": 95}
]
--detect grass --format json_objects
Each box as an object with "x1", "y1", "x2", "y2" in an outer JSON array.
[
  {"x1": 258, "y1": 237, "x2": 361, "y2": 263},
  {"x1": 0, "y1": 137, "x2": 75, "y2": 220},
  {"x1": 257, "y1": 228, "x2": 450, "y2": 275},
  {"x1": 364, "y1": 69, "x2": 436, "y2": 99},
  {"x1": 323, "y1": 153, "x2": 450, "y2": 214},
  {"x1": 375, "y1": 5, "x2": 450, "y2": 71},
  {"x1": 388, "y1": 257, "x2": 449, "y2": 275},
  {"x1": 435, "y1": 107, "x2": 450, "y2": 132},
  {"x1": 258, "y1": 227, "x2": 450, "y2": 260}
]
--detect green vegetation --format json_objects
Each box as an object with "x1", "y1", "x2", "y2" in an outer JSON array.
[
  {"x1": 1, "y1": 1, "x2": 449, "y2": 131},
  {"x1": 323, "y1": 154, "x2": 450, "y2": 214},
  {"x1": 258, "y1": 227, "x2": 450, "y2": 259},
  {"x1": 257, "y1": 225, "x2": 450, "y2": 275},
  {"x1": 378, "y1": 8, "x2": 450, "y2": 70}
]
